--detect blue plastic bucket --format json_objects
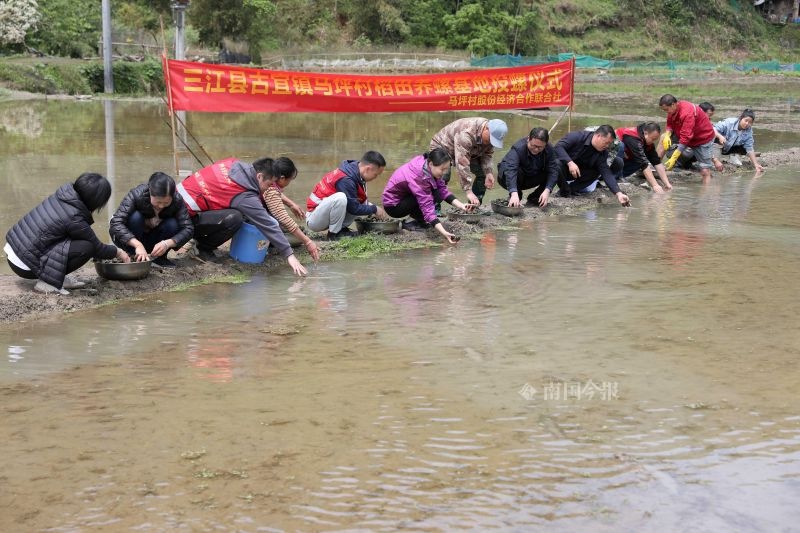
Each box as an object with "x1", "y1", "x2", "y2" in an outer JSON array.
[{"x1": 229, "y1": 222, "x2": 269, "y2": 263}]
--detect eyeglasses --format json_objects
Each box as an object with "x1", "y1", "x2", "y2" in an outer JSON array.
[{"x1": 528, "y1": 141, "x2": 546, "y2": 151}]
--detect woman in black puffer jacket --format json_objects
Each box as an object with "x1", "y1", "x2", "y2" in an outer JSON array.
[
  {"x1": 4, "y1": 173, "x2": 131, "y2": 295},
  {"x1": 109, "y1": 172, "x2": 193, "y2": 268}
]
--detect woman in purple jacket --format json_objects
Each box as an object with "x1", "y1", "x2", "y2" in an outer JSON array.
[{"x1": 382, "y1": 148, "x2": 472, "y2": 244}]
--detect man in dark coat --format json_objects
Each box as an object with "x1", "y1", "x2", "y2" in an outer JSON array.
[
  {"x1": 498, "y1": 127, "x2": 560, "y2": 208},
  {"x1": 554, "y1": 125, "x2": 630, "y2": 206}
]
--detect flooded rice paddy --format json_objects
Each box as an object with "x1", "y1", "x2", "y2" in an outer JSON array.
[{"x1": 1, "y1": 95, "x2": 799, "y2": 531}]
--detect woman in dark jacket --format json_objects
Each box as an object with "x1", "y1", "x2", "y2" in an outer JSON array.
[
  {"x1": 109, "y1": 172, "x2": 193, "y2": 267},
  {"x1": 4, "y1": 172, "x2": 131, "y2": 295}
]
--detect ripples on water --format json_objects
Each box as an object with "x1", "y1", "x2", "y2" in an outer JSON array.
[{"x1": 2, "y1": 103, "x2": 800, "y2": 530}]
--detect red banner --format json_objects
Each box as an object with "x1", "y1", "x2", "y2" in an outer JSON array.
[{"x1": 163, "y1": 58, "x2": 574, "y2": 113}]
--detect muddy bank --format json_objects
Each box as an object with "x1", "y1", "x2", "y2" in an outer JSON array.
[{"x1": 1, "y1": 149, "x2": 796, "y2": 327}]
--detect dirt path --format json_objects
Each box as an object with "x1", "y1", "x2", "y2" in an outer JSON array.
[{"x1": 3, "y1": 147, "x2": 797, "y2": 327}]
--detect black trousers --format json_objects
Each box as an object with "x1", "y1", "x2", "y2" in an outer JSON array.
[
  {"x1": 498, "y1": 169, "x2": 548, "y2": 203},
  {"x1": 385, "y1": 196, "x2": 426, "y2": 223},
  {"x1": 557, "y1": 158, "x2": 623, "y2": 194},
  {"x1": 723, "y1": 145, "x2": 747, "y2": 155},
  {"x1": 7, "y1": 239, "x2": 95, "y2": 280},
  {"x1": 442, "y1": 159, "x2": 488, "y2": 203},
  {"x1": 192, "y1": 209, "x2": 243, "y2": 252}
]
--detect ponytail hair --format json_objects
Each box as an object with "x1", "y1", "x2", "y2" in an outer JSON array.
[
  {"x1": 253, "y1": 156, "x2": 297, "y2": 181},
  {"x1": 148, "y1": 171, "x2": 176, "y2": 198},
  {"x1": 423, "y1": 147, "x2": 451, "y2": 166},
  {"x1": 272, "y1": 157, "x2": 297, "y2": 180}
]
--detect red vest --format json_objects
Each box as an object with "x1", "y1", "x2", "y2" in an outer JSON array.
[
  {"x1": 178, "y1": 158, "x2": 246, "y2": 216},
  {"x1": 306, "y1": 168, "x2": 367, "y2": 212},
  {"x1": 615, "y1": 126, "x2": 641, "y2": 160}
]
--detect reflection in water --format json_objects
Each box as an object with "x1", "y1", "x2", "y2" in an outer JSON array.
[
  {"x1": 2, "y1": 168, "x2": 797, "y2": 529},
  {"x1": 0, "y1": 105, "x2": 43, "y2": 138},
  {"x1": 7, "y1": 343, "x2": 27, "y2": 363},
  {"x1": 104, "y1": 99, "x2": 117, "y2": 222},
  {"x1": 1, "y1": 99, "x2": 800, "y2": 530},
  {"x1": 186, "y1": 334, "x2": 235, "y2": 383}
]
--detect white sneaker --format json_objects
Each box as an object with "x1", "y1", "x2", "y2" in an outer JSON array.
[
  {"x1": 63, "y1": 274, "x2": 86, "y2": 289},
  {"x1": 34, "y1": 281, "x2": 70, "y2": 295},
  {"x1": 729, "y1": 155, "x2": 743, "y2": 166}
]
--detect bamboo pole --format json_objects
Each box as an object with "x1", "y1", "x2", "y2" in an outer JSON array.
[
  {"x1": 159, "y1": 94, "x2": 214, "y2": 165},
  {"x1": 160, "y1": 16, "x2": 181, "y2": 179},
  {"x1": 549, "y1": 106, "x2": 571, "y2": 136}
]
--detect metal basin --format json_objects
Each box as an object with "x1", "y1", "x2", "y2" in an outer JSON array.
[
  {"x1": 94, "y1": 259, "x2": 151, "y2": 281},
  {"x1": 491, "y1": 199, "x2": 525, "y2": 217},
  {"x1": 447, "y1": 211, "x2": 483, "y2": 224},
  {"x1": 355, "y1": 219, "x2": 401, "y2": 234}
]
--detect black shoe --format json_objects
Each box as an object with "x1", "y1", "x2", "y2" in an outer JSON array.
[
  {"x1": 327, "y1": 228, "x2": 357, "y2": 241},
  {"x1": 197, "y1": 248, "x2": 218, "y2": 262},
  {"x1": 402, "y1": 220, "x2": 429, "y2": 232},
  {"x1": 559, "y1": 186, "x2": 572, "y2": 198},
  {"x1": 153, "y1": 256, "x2": 177, "y2": 268},
  {"x1": 525, "y1": 193, "x2": 541, "y2": 207}
]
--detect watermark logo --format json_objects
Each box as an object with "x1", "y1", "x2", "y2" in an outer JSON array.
[
  {"x1": 518, "y1": 382, "x2": 537, "y2": 401},
  {"x1": 518, "y1": 380, "x2": 619, "y2": 401}
]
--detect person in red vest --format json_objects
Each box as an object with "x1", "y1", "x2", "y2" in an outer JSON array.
[
  {"x1": 177, "y1": 157, "x2": 308, "y2": 276},
  {"x1": 614, "y1": 122, "x2": 673, "y2": 193},
  {"x1": 305, "y1": 151, "x2": 390, "y2": 240},
  {"x1": 659, "y1": 94, "x2": 723, "y2": 184}
]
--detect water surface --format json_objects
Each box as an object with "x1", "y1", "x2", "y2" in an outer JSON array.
[{"x1": 1, "y1": 98, "x2": 799, "y2": 531}]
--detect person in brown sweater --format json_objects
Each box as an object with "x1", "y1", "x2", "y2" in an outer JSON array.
[{"x1": 260, "y1": 157, "x2": 320, "y2": 261}]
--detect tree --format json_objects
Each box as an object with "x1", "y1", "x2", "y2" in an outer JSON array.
[
  {"x1": 188, "y1": 0, "x2": 276, "y2": 59},
  {"x1": 400, "y1": 0, "x2": 452, "y2": 47},
  {"x1": 115, "y1": 0, "x2": 173, "y2": 45},
  {"x1": 277, "y1": 0, "x2": 343, "y2": 49},
  {"x1": 27, "y1": 0, "x2": 101, "y2": 57},
  {"x1": 443, "y1": 1, "x2": 514, "y2": 56},
  {"x1": 0, "y1": 0, "x2": 41, "y2": 47}
]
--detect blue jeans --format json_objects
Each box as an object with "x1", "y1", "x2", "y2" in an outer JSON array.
[
  {"x1": 127, "y1": 211, "x2": 179, "y2": 253},
  {"x1": 615, "y1": 144, "x2": 644, "y2": 180}
]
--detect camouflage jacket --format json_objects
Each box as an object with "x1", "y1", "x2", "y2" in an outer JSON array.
[{"x1": 429, "y1": 117, "x2": 495, "y2": 191}]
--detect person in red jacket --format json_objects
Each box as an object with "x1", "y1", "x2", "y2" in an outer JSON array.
[{"x1": 659, "y1": 94, "x2": 723, "y2": 184}]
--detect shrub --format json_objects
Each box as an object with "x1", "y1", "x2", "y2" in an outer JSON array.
[
  {"x1": 0, "y1": 62, "x2": 92, "y2": 94},
  {"x1": 81, "y1": 58, "x2": 164, "y2": 94}
]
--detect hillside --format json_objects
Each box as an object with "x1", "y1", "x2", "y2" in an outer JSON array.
[
  {"x1": 532, "y1": 0, "x2": 798, "y2": 62},
  {"x1": 3, "y1": 0, "x2": 799, "y2": 63}
]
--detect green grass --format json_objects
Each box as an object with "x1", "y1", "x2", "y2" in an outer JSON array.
[
  {"x1": 0, "y1": 61, "x2": 93, "y2": 94},
  {"x1": 535, "y1": 0, "x2": 798, "y2": 62},
  {"x1": 321, "y1": 234, "x2": 432, "y2": 260},
  {"x1": 172, "y1": 273, "x2": 251, "y2": 292},
  {"x1": 576, "y1": 77, "x2": 800, "y2": 101},
  {"x1": 0, "y1": 58, "x2": 164, "y2": 96}
]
